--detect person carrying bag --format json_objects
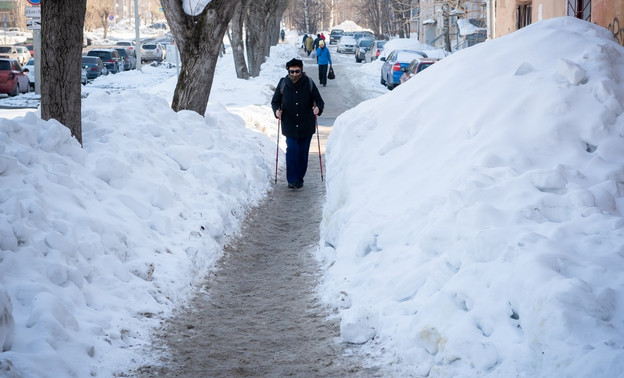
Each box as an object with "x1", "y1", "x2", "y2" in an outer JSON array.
[{"x1": 315, "y1": 40, "x2": 332, "y2": 87}]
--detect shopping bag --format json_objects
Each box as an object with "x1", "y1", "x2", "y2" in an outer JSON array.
[{"x1": 327, "y1": 65, "x2": 335, "y2": 80}]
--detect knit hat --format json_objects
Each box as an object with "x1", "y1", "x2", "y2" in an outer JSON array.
[
  {"x1": 285, "y1": 58, "x2": 303, "y2": 69},
  {"x1": 319, "y1": 40, "x2": 325, "y2": 46}
]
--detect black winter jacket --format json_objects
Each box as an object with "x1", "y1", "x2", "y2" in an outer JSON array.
[{"x1": 271, "y1": 74, "x2": 324, "y2": 138}]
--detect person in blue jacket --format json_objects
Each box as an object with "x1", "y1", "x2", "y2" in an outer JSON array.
[{"x1": 316, "y1": 40, "x2": 332, "y2": 87}]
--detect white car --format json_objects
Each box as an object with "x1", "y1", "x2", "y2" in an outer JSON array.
[
  {"x1": 14, "y1": 46, "x2": 30, "y2": 65},
  {"x1": 24, "y1": 58, "x2": 35, "y2": 89},
  {"x1": 337, "y1": 35, "x2": 357, "y2": 54},
  {"x1": 140, "y1": 43, "x2": 165, "y2": 63}
]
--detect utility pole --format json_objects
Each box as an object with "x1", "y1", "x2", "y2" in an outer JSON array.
[{"x1": 134, "y1": 0, "x2": 141, "y2": 71}]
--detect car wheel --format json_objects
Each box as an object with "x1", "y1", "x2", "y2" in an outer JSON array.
[
  {"x1": 10, "y1": 83, "x2": 19, "y2": 97},
  {"x1": 380, "y1": 74, "x2": 386, "y2": 86}
]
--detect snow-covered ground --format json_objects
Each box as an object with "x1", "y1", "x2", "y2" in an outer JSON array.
[
  {"x1": 319, "y1": 16, "x2": 624, "y2": 377},
  {"x1": 1, "y1": 15, "x2": 623, "y2": 378}
]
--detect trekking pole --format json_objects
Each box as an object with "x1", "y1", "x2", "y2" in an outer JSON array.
[
  {"x1": 275, "y1": 116, "x2": 281, "y2": 184},
  {"x1": 315, "y1": 115, "x2": 324, "y2": 182}
]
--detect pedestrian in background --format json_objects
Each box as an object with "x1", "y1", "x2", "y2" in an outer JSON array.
[
  {"x1": 271, "y1": 58, "x2": 324, "y2": 189},
  {"x1": 305, "y1": 35, "x2": 314, "y2": 56},
  {"x1": 316, "y1": 40, "x2": 332, "y2": 87},
  {"x1": 302, "y1": 33, "x2": 308, "y2": 50},
  {"x1": 281, "y1": 29, "x2": 285, "y2": 42},
  {"x1": 313, "y1": 34, "x2": 321, "y2": 51}
]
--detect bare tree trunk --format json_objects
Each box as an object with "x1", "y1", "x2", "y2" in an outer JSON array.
[
  {"x1": 244, "y1": 0, "x2": 289, "y2": 77},
  {"x1": 231, "y1": 1, "x2": 250, "y2": 79},
  {"x1": 101, "y1": 13, "x2": 109, "y2": 40},
  {"x1": 304, "y1": 0, "x2": 310, "y2": 33},
  {"x1": 443, "y1": 3, "x2": 452, "y2": 52},
  {"x1": 161, "y1": 0, "x2": 240, "y2": 115},
  {"x1": 41, "y1": 0, "x2": 87, "y2": 145}
]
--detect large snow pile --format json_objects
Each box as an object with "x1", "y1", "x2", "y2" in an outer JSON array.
[
  {"x1": 332, "y1": 20, "x2": 372, "y2": 33},
  {"x1": 320, "y1": 17, "x2": 624, "y2": 377},
  {"x1": 0, "y1": 42, "x2": 298, "y2": 377}
]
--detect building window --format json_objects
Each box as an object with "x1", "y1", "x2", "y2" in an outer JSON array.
[
  {"x1": 567, "y1": 0, "x2": 591, "y2": 22},
  {"x1": 517, "y1": 3, "x2": 532, "y2": 30}
]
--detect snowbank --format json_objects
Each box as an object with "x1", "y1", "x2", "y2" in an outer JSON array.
[
  {"x1": 0, "y1": 40, "x2": 297, "y2": 377},
  {"x1": 320, "y1": 17, "x2": 624, "y2": 377}
]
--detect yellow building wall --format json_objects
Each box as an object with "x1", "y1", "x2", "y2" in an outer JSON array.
[
  {"x1": 495, "y1": 0, "x2": 624, "y2": 45},
  {"x1": 593, "y1": 0, "x2": 624, "y2": 45}
]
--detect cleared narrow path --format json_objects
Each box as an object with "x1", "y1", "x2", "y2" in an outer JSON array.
[{"x1": 134, "y1": 54, "x2": 383, "y2": 377}]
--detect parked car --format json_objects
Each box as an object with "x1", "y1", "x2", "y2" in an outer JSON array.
[
  {"x1": 149, "y1": 22, "x2": 168, "y2": 30},
  {"x1": 82, "y1": 55, "x2": 108, "y2": 79},
  {"x1": 399, "y1": 58, "x2": 438, "y2": 84},
  {"x1": 87, "y1": 48, "x2": 123, "y2": 74},
  {"x1": 355, "y1": 38, "x2": 374, "y2": 63},
  {"x1": 25, "y1": 43, "x2": 34, "y2": 57},
  {"x1": 115, "y1": 47, "x2": 136, "y2": 70},
  {"x1": 352, "y1": 31, "x2": 375, "y2": 41},
  {"x1": 380, "y1": 49, "x2": 428, "y2": 90},
  {"x1": 14, "y1": 46, "x2": 30, "y2": 65},
  {"x1": 0, "y1": 45, "x2": 23, "y2": 64},
  {"x1": 0, "y1": 58, "x2": 30, "y2": 96},
  {"x1": 115, "y1": 40, "x2": 136, "y2": 55},
  {"x1": 140, "y1": 43, "x2": 165, "y2": 63},
  {"x1": 337, "y1": 35, "x2": 357, "y2": 54},
  {"x1": 329, "y1": 29, "x2": 344, "y2": 44},
  {"x1": 24, "y1": 58, "x2": 35, "y2": 89},
  {"x1": 365, "y1": 40, "x2": 387, "y2": 62},
  {"x1": 81, "y1": 67, "x2": 87, "y2": 85}
]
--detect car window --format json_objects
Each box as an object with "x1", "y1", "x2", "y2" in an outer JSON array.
[
  {"x1": 0, "y1": 47, "x2": 12, "y2": 53},
  {"x1": 397, "y1": 51, "x2": 427, "y2": 62},
  {"x1": 417, "y1": 63, "x2": 434, "y2": 73},
  {"x1": 0, "y1": 60, "x2": 11, "y2": 70},
  {"x1": 143, "y1": 44, "x2": 157, "y2": 49},
  {"x1": 88, "y1": 51, "x2": 110, "y2": 59},
  {"x1": 359, "y1": 39, "x2": 374, "y2": 47}
]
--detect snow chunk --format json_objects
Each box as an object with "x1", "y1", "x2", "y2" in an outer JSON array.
[
  {"x1": 558, "y1": 58, "x2": 587, "y2": 85},
  {"x1": 340, "y1": 307, "x2": 378, "y2": 344}
]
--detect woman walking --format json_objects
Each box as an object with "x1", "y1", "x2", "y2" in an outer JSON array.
[
  {"x1": 271, "y1": 58, "x2": 325, "y2": 189},
  {"x1": 316, "y1": 40, "x2": 332, "y2": 87}
]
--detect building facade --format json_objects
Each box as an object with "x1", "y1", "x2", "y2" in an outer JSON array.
[{"x1": 495, "y1": 0, "x2": 624, "y2": 45}]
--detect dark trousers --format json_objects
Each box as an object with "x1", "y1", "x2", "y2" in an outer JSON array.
[
  {"x1": 318, "y1": 64, "x2": 328, "y2": 85},
  {"x1": 285, "y1": 134, "x2": 313, "y2": 185}
]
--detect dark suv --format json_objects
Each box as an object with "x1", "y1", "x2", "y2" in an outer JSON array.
[
  {"x1": 355, "y1": 38, "x2": 374, "y2": 63},
  {"x1": 115, "y1": 47, "x2": 136, "y2": 70},
  {"x1": 87, "y1": 49, "x2": 123, "y2": 74},
  {"x1": 329, "y1": 29, "x2": 343, "y2": 44}
]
